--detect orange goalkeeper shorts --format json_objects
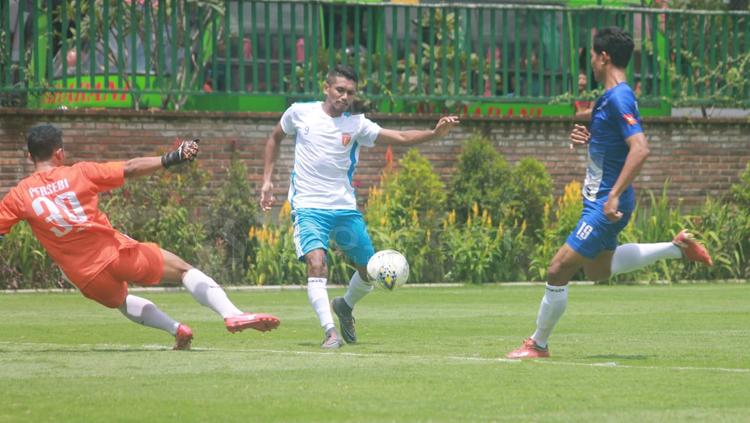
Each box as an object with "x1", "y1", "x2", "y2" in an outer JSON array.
[{"x1": 81, "y1": 242, "x2": 164, "y2": 308}]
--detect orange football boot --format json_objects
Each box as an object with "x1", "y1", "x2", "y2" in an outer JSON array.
[
  {"x1": 173, "y1": 324, "x2": 193, "y2": 351},
  {"x1": 673, "y1": 230, "x2": 713, "y2": 266},
  {"x1": 224, "y1": 313, "x2": 281, "y2": 333},
  {"x1": 506, "y1": 338, "x2": 550, "y2": 359}
]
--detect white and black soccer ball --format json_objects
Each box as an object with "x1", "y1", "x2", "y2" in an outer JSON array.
[{"x1": 367, "y1": 250, "x2": 409, "y2": 291}]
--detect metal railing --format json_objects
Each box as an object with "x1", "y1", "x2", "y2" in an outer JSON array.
[{"x1": 0, "y1": 1, "x2": 748, "y2": 112}]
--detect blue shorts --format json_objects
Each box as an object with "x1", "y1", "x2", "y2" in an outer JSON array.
[
  {"x1": 292, "y1": 208, "x2": 375, "y2": 266},
  {"x1": 565, "y1": 199, "x2": 632, "y2": 259}
]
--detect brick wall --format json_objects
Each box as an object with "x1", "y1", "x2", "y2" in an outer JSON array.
[{"x1": 1, "y1": 109, "x2": 749, "y2": 209}]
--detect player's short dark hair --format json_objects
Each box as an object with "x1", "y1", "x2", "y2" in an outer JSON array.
[
  {"x1": 27, "y1": 124, "x2": 63, "y2": 162},
  {"x1": 593, "y1": 27, "x2": 634, "y2": 69},
  {"x1": 326, "y1": 64, "x2": 358, "y2": 84}
]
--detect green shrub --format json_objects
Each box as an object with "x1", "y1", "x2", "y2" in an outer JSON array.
[
  {"x1": 246, "y1": 202, "x2": 306, "y2": 285},
  {"x1": 0, "y1": 222, "x2": 63, "y2": 289},
  {"x1": 368, "y1": 206, "x2": 437, "y2": 283},
  {"x1": 5, "y1": 151, "x2": 750, "y2": 287},
  {"x1": 447, "y1": 134, "x2": 551, "y2": 242},
  {"x1": 383, "y1": 149, "x2": 447, "y2": 226},
  {"x1": 442, "y1": 206, "x2": 530, "y2": 283},
  {"x1": 622, "y1": 183, "x2": 684, "y2": 245},
  {"x1": 614, "y1": 183, "x2": 685, "y2": 283},
  {"x1": 730, "y1": 161, "x2": 750, "y2": 207},
  {"x1": 366, "y1": 179, "x2": 440, "y2": 283},
  {"x1": 528, "y1": 181, "x2": 583, "y2": 281},
  {"x1": 365, "y1": 149, "x2": 447, "y2": 282},
  {"x1": 204, "y1": 149, "x2": 258, "y2": 283},
  {"x1": 447, "y1": 134, "x2": 513, "y2": 225},
  {"x1": 443, "y1": 136, "x2": 549, "y2": 281},
  {"x1": 509, "y1": 158, "x2": 554, "y2": 241},
  {"x1": 684, "y1": 198, "x2": 750, "y2": 280},
  {"x1": 101, "y1": 162, "x2": 209, "y2": 265}
]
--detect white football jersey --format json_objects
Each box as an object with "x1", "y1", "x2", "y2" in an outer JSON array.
[{"x1": 280, "y1": 101, "x2": 382, "y2": 210}]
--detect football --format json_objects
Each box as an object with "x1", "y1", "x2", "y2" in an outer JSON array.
[{"x1": 367, "y1": 250, "x2": 410, "y2": 290}]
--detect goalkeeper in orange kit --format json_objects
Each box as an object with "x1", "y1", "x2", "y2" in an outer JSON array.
[{"x1": 0, "y1": 124, "x2": 280, "y2": 350}]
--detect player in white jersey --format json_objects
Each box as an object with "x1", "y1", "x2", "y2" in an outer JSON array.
[{"x1": 260, "y1": 65, "x2": 459, "y2": 348}]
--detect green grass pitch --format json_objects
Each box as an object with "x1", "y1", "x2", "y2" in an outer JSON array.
[{"x1": 1, "y1": 284, "x2": 748, "y2": 422}]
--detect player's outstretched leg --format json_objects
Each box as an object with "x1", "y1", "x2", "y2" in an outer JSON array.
[
  {"x1": 332, "y1": 270, "x2": 372, "y2": 344},
  {"x1": 161, "y1": 249, "x2": 280, "y2": 333},
  {"x1": 609, "y1": 230, "x2": 712, "y2": 277},
  {"x1": 118, "y1": 294, "x2": 193, "y2": 350}
]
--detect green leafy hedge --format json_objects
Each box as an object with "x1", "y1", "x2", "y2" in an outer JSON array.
[{"x1": 3, "y1": 138, "x2": 750, "y2": 287}]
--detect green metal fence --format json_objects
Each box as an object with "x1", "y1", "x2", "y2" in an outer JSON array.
[{"x1": 0, "y1": 1, "x2": 748, "y2": 113}]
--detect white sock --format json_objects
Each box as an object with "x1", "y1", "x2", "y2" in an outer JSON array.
[
  {"x1": 531, "y1": 284, "x2": 568, "y2": 348},
  {"x1": 343, "y1": 271, "x2": 373, "y2": 308},
  {"x1": 611, "y1": 242, "x2": 682, "y2": 276},
  {"x1": 182, "y1": 268, "x2": 243, "y2": 319},
  {"x1": 118, "y1": 295, "x2": 180, "y2": 335},
  {"x1": 308, "y1": 277, "x2": 335, "y2": 331}
]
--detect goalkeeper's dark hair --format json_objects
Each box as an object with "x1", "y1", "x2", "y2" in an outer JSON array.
[
  {"x1": 593, "y1": 27, "x2": 634, "y2": 69},
  {"x1": 27, "y1": 124, "x2": 63, "y2": 162},
  {"x1": 326, "y1": 64, "x2": 358, "y2": 84}
]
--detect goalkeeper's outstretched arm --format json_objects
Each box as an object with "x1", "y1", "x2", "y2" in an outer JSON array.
[{"x1": 123, "y1": 139, "x2": 200, "y2": 178}]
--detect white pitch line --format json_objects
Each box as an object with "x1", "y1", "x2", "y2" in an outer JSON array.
[
  {"x1": 1, "y1": 341, "x2": 747, "y2": 374},
  {"x1": 222, "y1": 348, "x2": 750, "y2": 374},
  {"x1": 533, "y1": 359, "x2": 750, "y2": 374}
]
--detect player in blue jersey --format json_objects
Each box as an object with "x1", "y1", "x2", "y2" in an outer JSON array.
[
  {"x1": 506, "y1": 27, "x2": 713, "y2": 359},
  {"x1": 260, "y1": 64, "x2": 459, "y2": 349}
]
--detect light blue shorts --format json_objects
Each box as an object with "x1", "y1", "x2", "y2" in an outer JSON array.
[{"x1": 292, "y1": 208, "x2": 375, "y2": 266}]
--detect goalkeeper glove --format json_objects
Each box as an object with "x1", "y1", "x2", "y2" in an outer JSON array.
[{"x1": 161, "y1": 138, "x2": 200, "y2": 168}]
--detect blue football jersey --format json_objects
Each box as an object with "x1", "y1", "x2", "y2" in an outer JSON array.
[{"x1": 583, "y1": 82, "x2": 643, "y2": 211}]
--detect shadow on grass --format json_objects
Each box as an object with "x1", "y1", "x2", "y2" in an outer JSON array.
[{"x1": 295, "y1": 341, "x2": 385, "y2": 350}]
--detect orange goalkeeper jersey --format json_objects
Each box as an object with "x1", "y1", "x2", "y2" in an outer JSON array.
[{"x1": 0, "y1": 161, "x2": 138, "y2": 287}]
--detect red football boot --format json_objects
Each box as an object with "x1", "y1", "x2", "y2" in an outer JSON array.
[
  {"x1": 224, "y1": 313, "x2": 281, "y2": 333},
  {"x1": 673, "y1": 230, "x2": 713, "y2": 266},
  {"x1": 173, "y1": 324, "x2": 193, "y2": 351},
  {"x1": 505, "y1": 338, "x2": 550, "y2": 359}
]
